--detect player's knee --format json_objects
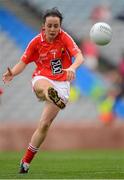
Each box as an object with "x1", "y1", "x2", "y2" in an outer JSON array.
[{"x1": 35, "y1": 89, "x2": 46, "y2": 100}]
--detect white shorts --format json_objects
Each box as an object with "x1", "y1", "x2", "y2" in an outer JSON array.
[{"x1": 32, "y1": 76, "x2": 70, "y2": 104}]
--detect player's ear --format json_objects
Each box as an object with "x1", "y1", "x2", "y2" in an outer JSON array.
[{"x1": 41, "y1": 24, "x2": 45, "y2": 31}]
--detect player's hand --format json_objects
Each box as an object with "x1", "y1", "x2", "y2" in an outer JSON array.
[
  {"x1": 63, "y1": 67, "x2": 76, "y2": 81},
  {"x1": 2, "y1": 67, "x2": 13, "y2": 84}
]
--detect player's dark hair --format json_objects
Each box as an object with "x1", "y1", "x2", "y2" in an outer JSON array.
[{"x1": 42, "y1": 7, "x2": 63, "y2": 25}]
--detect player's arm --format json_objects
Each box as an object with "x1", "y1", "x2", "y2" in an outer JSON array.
[
  {"x1": 69, "y1": 52, "x2": 84, "y2": 72},
  {"x1": 62, "y1": 32, "x2": 84, "y2": 81},
  {"x1": 2, "y1": 61, "x2": 27, "y2": 84},
  {"x1": 64, "y1": 52, "x2": 84, "y2": 81},
  {"x1": 3, "y1": 35, "x2": 39, "y2": 84}
]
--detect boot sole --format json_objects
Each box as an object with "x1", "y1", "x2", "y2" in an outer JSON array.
[{"x1": 48, "y1": 87, "x2": 65, "y2": 109}]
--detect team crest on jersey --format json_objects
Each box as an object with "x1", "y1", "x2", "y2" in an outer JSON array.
[
  {"x1": 51, "y1": 59, "x2": 62, "y2": 74},
  {"x1": 61, "y1": 48, "x2": 65, "y2": 54}
]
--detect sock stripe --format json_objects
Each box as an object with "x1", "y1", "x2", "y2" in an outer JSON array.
[
  {"x1": 29, "y1": 144, "x2": 39, "y2": 150},
  {"x1": 28, "y1": 144, "x2": 39, "y2": 152},
  {"x1": 28, "y1": 147, "x2": 38, "y2": 153}
]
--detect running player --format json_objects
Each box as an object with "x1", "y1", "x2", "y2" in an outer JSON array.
[{"x1": 2, "y1": 7, "x2": 84, "y2": 173}]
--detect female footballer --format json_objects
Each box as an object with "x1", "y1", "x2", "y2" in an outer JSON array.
[{"x1": 2, "y1": 8, "x2": 84, "y2": 173}]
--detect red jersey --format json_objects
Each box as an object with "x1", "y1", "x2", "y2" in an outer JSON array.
[{"x1": 21, "y1": 29, "x2": 80, "y2": 81}]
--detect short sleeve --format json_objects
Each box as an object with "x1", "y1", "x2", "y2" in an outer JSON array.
[
  {"x1": 62, "y1": 31, "x2": 81, "y2": 57},
  {"x1": 21, "y1": 35, "x2": 39, "y2": 64}
]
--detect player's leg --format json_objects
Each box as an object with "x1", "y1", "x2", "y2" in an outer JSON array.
[
  {"x1": 33, "y1": 78, "x2": 52, "y2": 101},
  {"x1": 33, "y1": 78, "x2": 66, "y2": 109},
  {"x1": 19, "y1": 101, "x2": 60, "y2": 173},
  {"x1": 31, "y1": 101, "x2": 60, "y2": 147}
]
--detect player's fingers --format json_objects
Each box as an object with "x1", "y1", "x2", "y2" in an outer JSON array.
[
  {"x1": 2, "y1": 70, "x2": 13, "y2": 84},
  {"x1": 2, "y1": 75, "x2": 8, "y2": 84},
  {"x1": 63, "y1": 68, "x2": 75, "y2": 81},
  {"x1": 67, "y1": 71, "x2": 75, "y2": 81},
  {"x1": 2, "y1": 76, "x2": 12, "y2": 84}
]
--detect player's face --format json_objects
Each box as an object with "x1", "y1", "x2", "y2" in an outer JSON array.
[{"x1": 44, "y1": 16, "x2": 61, "y2": 42}]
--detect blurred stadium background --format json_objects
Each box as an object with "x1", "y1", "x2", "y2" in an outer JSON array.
[{"x1": 0, "y1": 0, "x2": 124, "y2": 151}]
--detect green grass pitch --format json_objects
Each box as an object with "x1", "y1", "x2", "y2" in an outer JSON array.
[{"x1": 0, "y1": 150, "x2": 124, "y2": 179}]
